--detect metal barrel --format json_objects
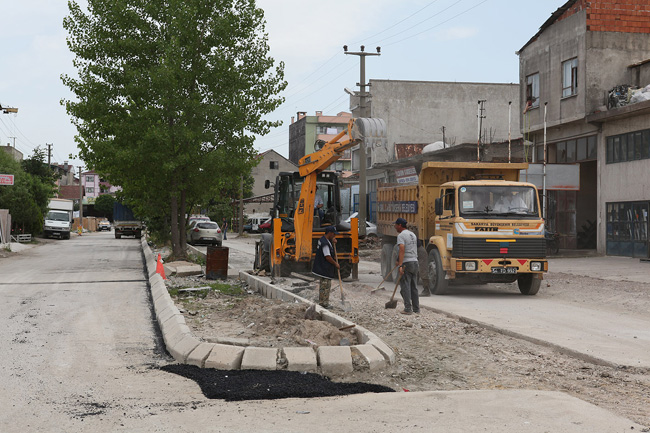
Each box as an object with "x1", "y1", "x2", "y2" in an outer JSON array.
[{"x1": 206, "y1": 246, "x2": 229, "y2": 280}]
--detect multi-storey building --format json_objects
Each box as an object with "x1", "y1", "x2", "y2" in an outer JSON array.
[
  {"x1": 288, "y1": 111, "x2": 353, "y2": 171},
  {"x1": 518, "y1": 0, "x2": 650, "y2": 257}
]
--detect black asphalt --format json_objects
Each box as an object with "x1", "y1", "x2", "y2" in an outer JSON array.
[{"x1": 161, "y1": 365, "x2": 395, "y2": 401}]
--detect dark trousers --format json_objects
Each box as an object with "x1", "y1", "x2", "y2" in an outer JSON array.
[{"x1": 399, "y1": 261, "x2": 419, "y2": 312}]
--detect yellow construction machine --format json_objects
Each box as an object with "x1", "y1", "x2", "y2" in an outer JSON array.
[{"x1": 254, "y1": 118, "x2": 385, "y2": 278}]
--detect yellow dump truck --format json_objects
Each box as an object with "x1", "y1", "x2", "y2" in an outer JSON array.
[{"x1": 377, "y1": 162, "x2": 547, "y2": 295}]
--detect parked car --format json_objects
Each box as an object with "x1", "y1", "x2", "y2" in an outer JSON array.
[
  {"x1": 258, "y1": 218, "x2": 272, "y2": 233},
  {"x1": 188, "y1": 214, "x2": 211, "y2": 226},
  {"x1": 187, "y1": 220, "x2": 222, "y2": 246},
  {"x1": 97, "y1": 220, "x2": 111, "y2": 231},
  {"x1": 344, "y1": 212, "x2": 378, "y2": 238},
  {"x1": 243, "y1": 216, "x2": 270, "y2": 233}
]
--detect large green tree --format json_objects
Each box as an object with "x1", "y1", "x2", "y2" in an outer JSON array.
[{"x1": 62, "y1": 0, "x2": 286, "y2": 257}]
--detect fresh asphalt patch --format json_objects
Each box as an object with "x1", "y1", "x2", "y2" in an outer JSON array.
[{"x1": 161, "y1": 364, "x2": 395, "y2": 401}]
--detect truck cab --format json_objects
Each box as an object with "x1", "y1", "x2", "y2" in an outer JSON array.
[{"x1": 430, "y1": 180, "x2": 547, "y2": 294}]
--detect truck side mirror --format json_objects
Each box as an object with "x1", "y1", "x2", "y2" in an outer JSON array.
[
  {"x1": 264, "y1": 179, "x2": 270, "y2": 189},
  {"x1": 435, "y1": 198, "x2": 443, "y2": 216}
]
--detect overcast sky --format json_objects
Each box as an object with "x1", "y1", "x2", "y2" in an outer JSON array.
[{"x1": 0, "y1": 0, "x2": 567, "y2": 169}]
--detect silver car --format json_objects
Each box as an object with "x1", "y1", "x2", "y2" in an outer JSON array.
[{"x1": 187, "y1": 220, "x2": 223, "y2": 246}]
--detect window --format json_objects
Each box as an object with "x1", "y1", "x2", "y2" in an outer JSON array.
[
  {"x1": 526, "y1": 73, "x2": 540, "y2": 108},
  {"x1": 86, "y1": 175, "x2": 94, "y2": 183},
  {"x1": 269, "y1": 161, "x2": 279, "y2": 169},
  {"x1": 86, "y1": 187, "x2": 94, "y2": 194},
  {"x1": 562, "y1": 58, "x2": 578, "y2": 97},
  {"x1": 443, "y1": 188, "x2": 455, "y2": 212},
  {"x1": 606, "y1": 201, "x2": 649, "y2": 258},
  {"x1": 607, "y1": 128, "x2": 650, "y2": 164}
]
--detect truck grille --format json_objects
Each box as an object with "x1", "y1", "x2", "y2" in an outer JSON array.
[{"x1": 452, "y1": 237, "x2": 546, "y2": 258}]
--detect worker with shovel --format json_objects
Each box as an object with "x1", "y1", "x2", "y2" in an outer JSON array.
[
  {"x1": 394, "y1": 218, "x2": 420, "y2": 315},
  {"x1": 312, "y1": 226, "x2": 340, "y2": 309}
]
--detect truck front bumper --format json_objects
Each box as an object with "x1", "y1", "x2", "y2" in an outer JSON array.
[{"x1": 449, "y1": 258, "x2": 548, "y2": 276}]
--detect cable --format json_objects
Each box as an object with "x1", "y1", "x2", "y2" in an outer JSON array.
[
  {"x1": 384, "y1": 0, "x2": 489, "y2": 47},
  {"x1": 349, "y1": 0, "x2": 442, "y2": 46}
]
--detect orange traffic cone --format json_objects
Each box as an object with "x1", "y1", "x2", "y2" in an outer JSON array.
[{"x1": 156, "y1": 253, "x2": 166, "y2": 280}]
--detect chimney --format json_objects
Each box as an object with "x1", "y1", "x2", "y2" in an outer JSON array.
[
  {"x1": 297, "y1": 111, "x2": 306, "y2": 120},
  {"x1": 64, "y1": 161, "x2": 69, "y2": 171},
  {"x1": 315, "y1": 111, "x2": 322, "y2": 116},
  {"x1": 291, "y1": 116, "x2": 295, "y2": 124}
]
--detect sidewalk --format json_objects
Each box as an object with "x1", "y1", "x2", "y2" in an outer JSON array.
[{"x1": 549, "y1": 255, "x2": 650, "y2": 283}]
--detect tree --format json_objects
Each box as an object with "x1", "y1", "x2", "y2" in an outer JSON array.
[
  {"x1": 62, "y1": 0, "x2": 286, "y2": 258},
  {"x1": 94, "y1": 194, "x2": 115, "y2": 219},
  {"x1": 0, "y1": 149, "x2": 51, "y2": 235}
]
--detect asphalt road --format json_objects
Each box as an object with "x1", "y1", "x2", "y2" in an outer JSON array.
[{"x1": 0, "y1": 232, "x2": 644, "y2": 432}]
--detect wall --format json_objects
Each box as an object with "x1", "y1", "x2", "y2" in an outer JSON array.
[
  {"x1": 369, "y1": 79, "x2": 521, "y2": 165},
  {"x1": 597, "y1": 114, "x2": 650, "y2": 253},
  {"x1": 248, "y1": 150, "x2": 297, "y2": 215}
]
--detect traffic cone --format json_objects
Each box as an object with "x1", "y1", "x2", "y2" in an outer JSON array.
[{"x1": 156, "y1": 253, "x2": 166, "y2": 280}]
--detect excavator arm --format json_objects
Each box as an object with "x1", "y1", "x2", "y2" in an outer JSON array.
[{"x1": 293, "y1": 119, "x2": 362, "y2": 261}]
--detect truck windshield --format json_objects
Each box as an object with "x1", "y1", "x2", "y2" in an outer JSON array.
[
  {"x1": 46, "y1": 211, "x2": 69, "y2": 221},
  {"x1": 458, "y1": 185, "x2": 539, "y2": 218}
]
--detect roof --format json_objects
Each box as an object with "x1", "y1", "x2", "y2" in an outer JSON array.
[
  {"x1": 518, "y1": 0, "x2": 579, "y2": 54},
  {"x1": 58, "y1": 185, "x2": 83, "y2": 200}
]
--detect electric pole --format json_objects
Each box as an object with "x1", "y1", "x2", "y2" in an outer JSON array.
[
  {"x1": 47, "y1": 143, "x2": 52, "y2": 167},
  {"x1": 441, "y1": 126, "x2": 446, "y2": 148},
  {"x1": 78, "y1": 166, "x2": 84, "y2": 231},
  {"x1": 343, "y1": 44, "x2": 380, "y2": 237},
  {"x1": 477, "y1": 100, "x2": 486, "y2": 163}
]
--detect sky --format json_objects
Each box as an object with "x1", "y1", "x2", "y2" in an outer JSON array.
[{"x1": 0, "y1": 0, "x2": 568, "y2": 170}]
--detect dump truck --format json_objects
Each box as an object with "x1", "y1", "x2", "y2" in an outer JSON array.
[
  {"x1": 377, "y1": 162, "x2": 548, "y2": 295},
  {"x1": 254, "y1": 118, "x2": 386, "y2": 279},
  {"x1": 113, "y1": 202, "x2": 142, "y2": 239},
  {"x1": 44, "y1": 198, "x2": 73, "y2": 239}
]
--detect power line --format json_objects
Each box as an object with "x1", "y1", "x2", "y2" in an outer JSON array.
[{"x1": 384, "y1": 0, "x2": 489, "y2": 47}]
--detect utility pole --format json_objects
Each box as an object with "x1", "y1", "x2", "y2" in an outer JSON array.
[
  {"x1": 47, "y1": 143, "x2": 52, "y2": 167},
  {"x1": 344, "y1": 44, "x2": 380, "y2": 237},
  {"x1": 78, "y1": 166, "x2": 84, "y2": 231},
  {"x1": 477, "y1": 100, "x2": 486, "y2": 163},
  {"x1": 441, "y1": 126, "x2": 446, "y2": 148}
]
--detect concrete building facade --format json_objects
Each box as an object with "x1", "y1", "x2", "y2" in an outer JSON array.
[
  {"x1": 288, "y1": 111, "x2": 352, "y2": 171},
  {"x1": 518, "y1": 0, "x2": 650, "y2": 257},
  {"x1": 247, "y1": 149, "x2": 297, "y2": 216}
]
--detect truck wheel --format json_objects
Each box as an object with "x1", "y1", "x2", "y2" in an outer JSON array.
[
  {"x1": 517, "y1": 274, "x2": 541, "y2": 295},
  {"x1": 135, "y1": 230, "x2": 142, "y2": 239},
  {"x1": 115, "y1": 233, "x2": 121, "y2": 239},
  {"x1": 427, "y1": 248, "x2": 448, "y2": 295},
  {"x1": 380, "y1": 244, "x2": 394, "y2": 282},
  {"x1": 339, "y1": 260, "x2": 352, "y2": 279}
]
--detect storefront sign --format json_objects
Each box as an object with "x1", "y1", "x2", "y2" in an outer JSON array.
[{"x1": 0, "y1": 174, "x2": 14, "y2": 185}]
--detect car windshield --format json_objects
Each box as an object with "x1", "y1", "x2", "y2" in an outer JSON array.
[
  {"x1": 46, "y1": 211, "x2": 68, "y2": 221},
  {"x1": 458, "y1": 185, "x2": 539, "y2": 217},
  {"x1": 198, "y1": 222, "x2": 218, "y2": 229}
]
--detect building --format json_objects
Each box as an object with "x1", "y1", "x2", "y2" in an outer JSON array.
[
  {"x1": 1, "y1": 145, "x2": 22, "y2": 161},
  {"x1": 288, "y1": 111, "x2": 353, "y2": 170},
  {"x1": 51, "y1": 162, "x2": 75, "y2": 186},
  {"x1": 348, "y1": 79, "x2": 521, "y2": 222},
  {"x1": 246, "y1": 149, "x2": 297, "y2": 216},
  {"x1": 518, "y1": 0, "x2": 650, "y2": 257}
]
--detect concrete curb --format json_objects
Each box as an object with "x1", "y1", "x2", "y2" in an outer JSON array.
[{"x1": 141, "y1": 238, "x2": 395, "y2": 376}]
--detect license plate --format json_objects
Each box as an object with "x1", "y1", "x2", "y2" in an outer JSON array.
[{"x1": 491, "y1": 267, "x2": 517, "y2": 274}]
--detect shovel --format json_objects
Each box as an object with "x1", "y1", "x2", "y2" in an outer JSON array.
[
  {"x1": 385, "y1": 272, "x2": 403, "y2": 309},
  {"x1": 333, "y1": 243, "x2": 351, "y2": 311},
  {"x1": 370, "y1": 264, "x2": 399, "y2": 294}
]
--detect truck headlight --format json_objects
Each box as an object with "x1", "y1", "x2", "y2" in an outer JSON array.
[
  {"x1": 464, "y1": 261, "x2": 477, "y2": 271},
  {"x1": 530, "y1": 262, "x2": 542, "y2": 271}
]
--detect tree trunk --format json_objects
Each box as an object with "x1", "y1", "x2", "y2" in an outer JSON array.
[
  {"x1": 179, "y1": 188, "x2": 187, "y2": 252},
  {"x1": 170, "y1": 192, "x2": 182, "y2": 258}
]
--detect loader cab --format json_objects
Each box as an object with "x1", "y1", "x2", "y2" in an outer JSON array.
[{"x1": 271, "y1": 171, "x2": 343, "y2": 227}]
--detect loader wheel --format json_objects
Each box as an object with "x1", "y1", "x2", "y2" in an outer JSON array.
[
  {"x1": 339, "y1": 260, "x2": 352, "y2": 279},
  {"x1": 517, "y1": 274, "x2": 541, "y2": 295},
  {"x1": 427, "y1": 248, "x2": 448, "y2": 295},
  {"x1": 258, "y1": 242, "x2": 270, "y2": 272},
  {"x1": 380, "y1": 244, "x2": 394, "y2": 282}
]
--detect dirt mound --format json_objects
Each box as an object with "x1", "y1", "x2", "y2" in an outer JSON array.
[{"x1": 175, "y1": 290, "x2": 358, "y2": 348}]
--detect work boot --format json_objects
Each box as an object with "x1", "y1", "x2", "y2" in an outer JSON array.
[{"x1": 400, "y1": 310, "x2": 413, "y2": 315}]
